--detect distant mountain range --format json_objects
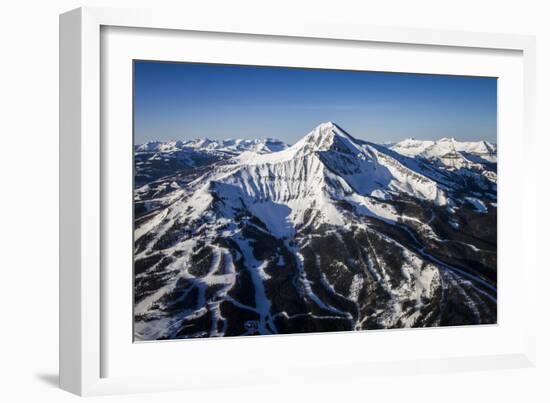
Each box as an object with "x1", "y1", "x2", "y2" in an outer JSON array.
[
  {"x1": 136, "y1": 137, "x2": 288, "y2": 154},
  {"x1": 390, "y1": 137, "x2": 496, "y2": 178},
  {"x1": 134, "y1": 138, "x2": 288, "y2": 187},
  {"x1": 134, "y1": 122, "x2": 497, "y2": 340}
]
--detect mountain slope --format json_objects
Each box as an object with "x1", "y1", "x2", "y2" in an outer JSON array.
[
  {"x1": 134, "y1": 137, "x2": 289, "y2": 187},
  {"x1": 390, "y1": 137, "x2": 497, "y2": 183},
  {"x1": 134, "y1": 122, "x2": 497, "y2": 340}
]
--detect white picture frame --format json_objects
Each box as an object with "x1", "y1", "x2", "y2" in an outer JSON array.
[{"x1": 59, "y1": 6, "x2": 537, "y2": 396}]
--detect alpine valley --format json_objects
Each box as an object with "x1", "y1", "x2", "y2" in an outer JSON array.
[{"x1": 133, "y1": 122, "x2": 497, "y2": 340}]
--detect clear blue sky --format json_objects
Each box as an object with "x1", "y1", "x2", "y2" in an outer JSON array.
[{"x1": 134, "y1": 61, "x2": 497, "y2": 145}]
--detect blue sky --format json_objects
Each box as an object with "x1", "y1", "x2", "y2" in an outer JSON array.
[{"x1": 134, "y1": 61, "x2": 497, "y2": 145}]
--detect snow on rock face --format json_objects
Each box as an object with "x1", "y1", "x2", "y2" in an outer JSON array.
[
  {"x1": 233, "y1": 122, "x2": 448, "y2": 208},
  {"x1": 465, "y1": 196, "x2": 488, "y2": 213},
  {"x1": 191, "y1": 122, "x2": 450, "y2": 236}
]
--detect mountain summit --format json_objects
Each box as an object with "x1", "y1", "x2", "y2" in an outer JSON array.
[
  {"x1": 134, "y1": 123, "x2": 497, "y2": 340},
  {"x1": 298, "y1": 121, "x2": 352, "y2": 148}
]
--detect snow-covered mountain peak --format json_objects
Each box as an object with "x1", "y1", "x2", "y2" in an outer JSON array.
[
  {"x1": 305, "y1": 121, "x2": 349, "y2": 142},
  {"x1": 216, "y1": 122, "x2": 450, "y2": 220},
  {"x1": 316, "y1": 121, "x2": 340, "y2": 132},
  {"x1": 288, "y1": 121, "x2": 359, "y2": 156},
  {"x1": 232, "y1": 122, "x2": 351, "y2": 165}
]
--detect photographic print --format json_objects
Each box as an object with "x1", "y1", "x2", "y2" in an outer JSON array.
[{"x1": 133, "y1": 61, "x2": 497, "y2": 341}]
